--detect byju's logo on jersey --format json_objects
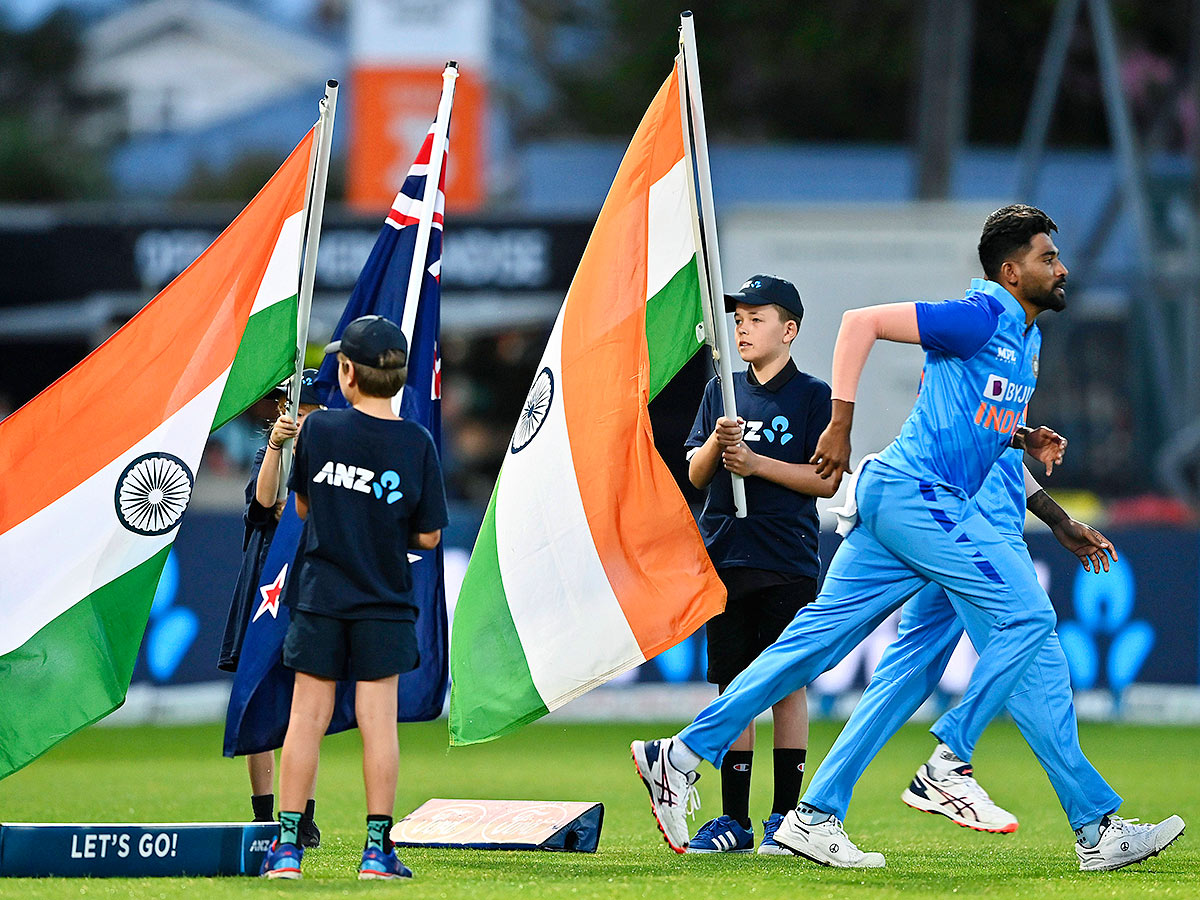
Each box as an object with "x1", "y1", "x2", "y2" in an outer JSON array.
[
  {"x1": 313, "y1": 462, "x2": 404, "y2": 504},
  {"x1": 984, "y1": 374, "x2": 1009, "y2": 401}
]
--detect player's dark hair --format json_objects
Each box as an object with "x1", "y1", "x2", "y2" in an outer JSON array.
[
  {"x1": 342, "y1": 351, "x2": 408, "y2": 398},
  {"x1": 978, "y1": 204, "x2": 1058, "y2": 281}
]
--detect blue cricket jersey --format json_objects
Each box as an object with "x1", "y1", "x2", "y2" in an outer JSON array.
[
  {"x1": 974, "y1": 448, "x2": 1027, "y2": 537},
  {"x1": 875, "y1": 279, "x2": 1041, "y2": 498}
]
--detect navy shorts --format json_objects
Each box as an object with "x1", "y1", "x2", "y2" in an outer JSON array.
[
  {"x1": 705, "y1": 570, "x2": 817, "y2": 685},
  {"x1": 283, "y1": 609, "x2": 419, "y2": 681}
]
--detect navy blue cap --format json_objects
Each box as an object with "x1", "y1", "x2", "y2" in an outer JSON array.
[
  {"x1": 274, "y1": 368, "x2": 324, "y2": 406},
  {"x1": 324, "y1": 315, "x2": 408, "y2": 368},
  {"x1": 724, "y1": 274, "x2": 804, "y2": 320}
]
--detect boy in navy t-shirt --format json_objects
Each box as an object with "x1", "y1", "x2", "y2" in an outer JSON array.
[
  {"x1": 681, "y1": 274, "x2": 837, "y2": 854},
  {"x1": 262, "y1": 315, "x2": 448, "y2": 881}
]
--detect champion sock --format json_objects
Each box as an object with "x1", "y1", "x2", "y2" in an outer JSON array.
[
  {"x1": 668, "y1": 737, "x2": 701, "y2": 773},
  {"x1": 366, "y1": 815, "x2": 394, "y2": 854},
  {"x1": 796, "y1": 802, "x2": 831, "y2": 825},
  {"x1": 251, "y1": 793, "x2": 275, "y2": 823},
  {"x1": 927, "y1": 741, "x2": 966, "y2": 778},
  {"x1": 279, "y1": 810, "x2": 302, "y2": 846},
  {"x1": 1075, "y1": 816, "x2": 1107, "y2": 848},
  {"x1": 772, "y1": 748, "x2": 807, "y2": 815},
  {"x1": 300, "y1": 798, "x2": 316, "y2": 829},
  {"x1": 721, "y1": 751, "x2": 754, "y2": 829}
]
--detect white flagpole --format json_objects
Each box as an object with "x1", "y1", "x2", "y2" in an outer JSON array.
[
  {"x1": 679, "y1": 11, "x2": 746, "y2": 518},
  {"x1": 400, "y1": 61, "x2": 459, "y2": 353},
  {"x1": 278, "y1": 79, "x2": 339, "y2": 499}
]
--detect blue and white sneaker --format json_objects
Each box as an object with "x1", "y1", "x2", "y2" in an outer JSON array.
[
  {"x1": 686, "y1": 815, "x2": 754, "y2": 853},
  {"x1": 358, "y1": 846, "x2": 414, "y2": 880},
  {"x1": 631, "y1": 738, "x2": 701, "y2": 853},
  {"x1": 757, "y1": 813, "x2": 790, "y2": 855},
  {"x1": 260, "y1": 839, "x2": 303, "y2": 880}
]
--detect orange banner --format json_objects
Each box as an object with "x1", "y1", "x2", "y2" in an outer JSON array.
[{"x1": 348, "y1": 67, "x2": 486, "y2": 214}]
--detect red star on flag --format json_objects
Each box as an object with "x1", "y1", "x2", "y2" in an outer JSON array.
[
  {"x1": 432, "y1": 345, "x2": 442, "y2": 400},
  {"x1": 252, "y1": 563, "x2": 289, "y2": 623}
]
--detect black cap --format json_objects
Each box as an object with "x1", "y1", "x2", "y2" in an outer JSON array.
[
  {"x1": 324, "y1": 315, "x2": 408, "y2": 368},
  {"x1": 274, "y1": 368, "x2": 325, "y2": 406},
  {"x1": 724, "y1": 274, "x2": 804, "y2": 320}
]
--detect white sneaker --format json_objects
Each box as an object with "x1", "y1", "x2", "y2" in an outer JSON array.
[
  {"x1": 902, "y1": 761, "x2": 1018, "y2": 833},
  {"x1": 630, "y1": 738, "x2": 700, "y2": 853},
  {"x1": 1076, "y1": 814, "x2": 1185, "y2": 872},
  {"x1": 771, "y1": 809, "x2": 886, "y2": 868}
]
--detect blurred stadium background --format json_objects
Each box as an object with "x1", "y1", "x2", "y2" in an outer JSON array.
[{"x1": 1, "y1": 0, "x2": 1199, "y2": 728}]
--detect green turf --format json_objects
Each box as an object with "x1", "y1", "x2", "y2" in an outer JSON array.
[{"x1": 0, "y1": 718, "x2": 1195, "y2": 898}]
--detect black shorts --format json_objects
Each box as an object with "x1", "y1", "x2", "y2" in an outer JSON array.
[
  {"x1": 705, "y1": 569, "x2": 817, "y2": 685},
  {"x1": 283, "y1": 609, "x2": 419, "y2": 681}
]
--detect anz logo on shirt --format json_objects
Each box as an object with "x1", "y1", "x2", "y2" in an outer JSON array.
[
  {"x1": 743, "y1": 416, "x2": 794, "y2": 446},
  {"x1": 313, "y1": 461, "x2": 404, "y2": 504}
]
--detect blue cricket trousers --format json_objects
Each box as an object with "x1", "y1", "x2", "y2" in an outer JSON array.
[
  {"x1": 678, "y1": 462, "x2": 1056, "y2": 769},
  {"x1": 802, "y1": 556, "x2": 1121, "y2": 830}
]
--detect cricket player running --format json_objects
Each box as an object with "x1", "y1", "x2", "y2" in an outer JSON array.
[
  {"x1": 632, "y1": 205, "x2": 1122, "y2": 865},
  {"x1": 798, "y1": 445, "x2": 1184, "y2": 870}
]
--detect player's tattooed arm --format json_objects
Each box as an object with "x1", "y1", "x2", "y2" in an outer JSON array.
[{"x1": 1027, "y1": 482, "x2": 1117, "y2": 573}]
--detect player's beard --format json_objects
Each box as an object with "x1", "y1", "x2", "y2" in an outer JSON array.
[{"x1": 1031, "y1": 278, "x2": 1067, "y2": 312}]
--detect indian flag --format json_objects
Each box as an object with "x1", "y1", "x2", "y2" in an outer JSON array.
[
  {"x1": 449, "y1": 60, "x2": 725, "y2": 745},
  {"x1": 0, "y1": 129, "x2": 314, "y2": 779}
]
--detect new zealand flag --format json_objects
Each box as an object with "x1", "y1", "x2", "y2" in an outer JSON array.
[{"x1": 223, "y1": 123, "x2": 449, "y2": 757}]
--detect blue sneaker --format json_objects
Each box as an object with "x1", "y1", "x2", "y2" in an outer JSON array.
[
  {"x1": 686, "y1": 815, "x2": 754, "y2": 853},
  {"x1": 260, "y1": 840, "x2": 303, "y2": 879},
  {"x1": 758, "y1": 813, "x2": 790, "y2": 855},
  {"x1": 358, "y1": 846, "x2": 414, "y2": 880}
]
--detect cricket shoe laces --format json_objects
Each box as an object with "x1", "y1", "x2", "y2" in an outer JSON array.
[
  {"x1": 1076, "y1": 814, "x2": 1187, "y2": 872},
  {"x1": 631, "y1": 738, "x2": 701, "y2": 853},
  {"x1": 771, "y1": 809, "x2": 886, "y2": 868},
  {"x1": 902, "y1": 762, "x2": 1018, "y2": 833}
]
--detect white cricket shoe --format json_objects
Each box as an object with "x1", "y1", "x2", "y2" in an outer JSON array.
[
  {"x1": 1076, "y1": 815, "x2": 1185, "y2": 872},
  {"x1": 902, "y1": 761, "x2": 1018, "y2": 833},
  {"x1": 771, "y1": 809, "x2": 886, "y2": 868},
  {"x1": 630, "y1": 738, "x2": 700, "y2": 853}
]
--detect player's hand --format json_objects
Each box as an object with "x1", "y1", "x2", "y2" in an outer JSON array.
[
  {"x1": 1051, "y1": 518, "x2": 1117, "y2": 573},
  {"x1": 714, "y1": 416, "x2": 744, "y2": 447},
  {"x1": 272, "y1": 500, "x2": 286, "y2": 522},
  {"x1": 270, "y1": 414, "x2": 299, "y2": 448},
  {"x1": 721, "y1": 442, "x2": 759, "y2": 477},
  {"x1": 1024, "y1": 425, "x2": 1067, "y2": 476},
  {"x1": 811, "y1": 421, "x2": 852, "y2": 480}
]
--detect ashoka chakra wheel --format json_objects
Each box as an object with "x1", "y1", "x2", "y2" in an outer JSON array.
[
  {"x1": 511, "y1": 367, "x2": 554, "y2": 454},
  {"x1": 114, "y1": 452, "x2": 194, "y2": 536}
]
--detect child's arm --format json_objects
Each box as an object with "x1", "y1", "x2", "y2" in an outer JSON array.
[
  {"x1": 720, "y1": 449, "x2": 842, "y2": 497},
  {"x1": 256, "y1": 415, "x2": 300, "y2": 508},
  {"x1": 410, "y1": 528, "x2": 441, "y2": 549},
  {"x1": 688, "y1": 416, "x2": 744, "y2": 488}
]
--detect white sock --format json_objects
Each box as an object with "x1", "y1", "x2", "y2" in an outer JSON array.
[
  {"x1": 668, "y1": 737, "x2": 701, "y2": 773},
  {"x1": 927, "y1": 742, "x2": 964, "y2": 778}
]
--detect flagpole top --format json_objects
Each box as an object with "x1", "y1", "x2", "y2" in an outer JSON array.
[
  {"x1": 681, "y1": 9, "x2": 692, "y2": 17},
  {"x1": 327, "y1": 79, "x2": 338, "y2": 88},
  {"x1": 446, "y1": 60, "x2": 459, "y2": 69}
]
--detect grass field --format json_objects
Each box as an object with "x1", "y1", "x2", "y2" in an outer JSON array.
[{"x1": 0, "y1": 718, "x2": 1195, "y2": 898}]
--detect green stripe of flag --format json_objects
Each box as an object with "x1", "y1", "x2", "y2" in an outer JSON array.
[
  {"x1": 448, "y1": 489, "x2": 547, "y2": 746},
  {"x1": 0, "y1": 547, "x2": 170, "y2": 779},
  {"x1": 212, "y1": 297, "x2": 298, "y2": 432},
  {"x1": 644, "y1": 256, "x2": 704, "y2": 400}
]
